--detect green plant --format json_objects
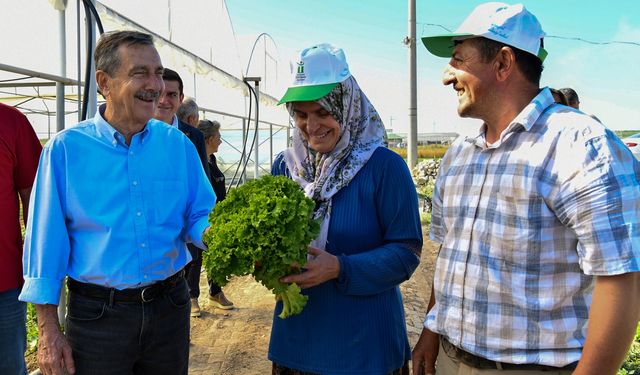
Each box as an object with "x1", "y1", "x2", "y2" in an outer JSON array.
[
  {"x1": 203, "y1": 175, "x2": 319, "y2": 318},
  {"x1": 26, "y1": 303, "x2": 38, "y2": 354},
  {"x1": 619, "y1": 323, "x2": 640, "y2": 374}
]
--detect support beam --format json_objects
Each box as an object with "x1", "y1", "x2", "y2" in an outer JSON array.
[{"x1": 407, "y1": 0, "x2": 418, "y2": 168}]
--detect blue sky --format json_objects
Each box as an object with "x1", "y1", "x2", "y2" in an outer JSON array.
[
  {"x1": 1, "y1": 1, "x2": 638, "y2": 136},
  {"x1": 226, "y1": 0, "x2": 640, "y2": 134}
]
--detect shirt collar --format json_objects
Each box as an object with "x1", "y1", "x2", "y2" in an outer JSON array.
[
  {"x1": 94, "y1": 104, "x2": 151, "y2": 147},
  {"x1": 466, "y1": 88, "x2": 555, "y2": 149},
  {"x1": 170, "y1": 115, "x2": 179, "y2": 127}
]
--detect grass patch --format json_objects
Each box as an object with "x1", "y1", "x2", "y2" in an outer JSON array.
[
  {"x1": 615, "y1": 130, "x2": 640, "y2": 139},
  {"x1": 26, "y1": 303, "x2": 38, "y2": 354},
  {"x1": 619, "y1": 323, "x2": 640, "y2": 374},
  {"x1": 391, "y1": 144, "x2": 449, "y2": 159}
]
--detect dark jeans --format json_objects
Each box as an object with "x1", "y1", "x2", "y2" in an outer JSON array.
[
  {"x1": 0, "y1": 287, "x2": 27, "y2": 375},
  {"x1": 65, "y1": 277, "x2": 190, "y2": 375},
  {"x1": 186, "y1": 244, "x2": 222, "y2": 298}
]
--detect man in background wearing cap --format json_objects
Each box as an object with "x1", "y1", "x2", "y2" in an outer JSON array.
[
  {"x1": 560, "y1": 87, "x2": 602, "y2": 122},
  {"x1": 413, "y1": 3, "x2": 639, "y2": 375}
]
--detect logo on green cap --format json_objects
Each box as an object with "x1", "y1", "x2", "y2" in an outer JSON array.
[{"x1": 295, "y1": 61, "x2": 306, "y2": 82}]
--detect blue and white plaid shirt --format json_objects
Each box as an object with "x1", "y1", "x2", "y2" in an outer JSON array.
[{"x1": 426, "y1": 88, "x2": 640, "y2": 367}]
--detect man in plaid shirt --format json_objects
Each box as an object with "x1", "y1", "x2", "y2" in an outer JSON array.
[{"x1": 413, "y1": 3, "x2": 640, "y2": 375}]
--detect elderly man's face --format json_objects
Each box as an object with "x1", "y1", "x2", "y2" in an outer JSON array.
[
  {"x1": 101, "y1": 44, "x2": 164, "y2": 128},
  {"x1": 442, "y1": 39, "x2": 495, "y2": 120}
]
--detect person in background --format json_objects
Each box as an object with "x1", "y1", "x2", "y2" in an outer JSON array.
[
  {"x1": 550, "y1": 88, "x2": 569, "y2": 105},
  {"x1": 155, "y1": 68, "x2": 210, "y2": 180},
  {"x1": 414, "y1": 3, "x2": 639, "y2": 375},
  {"x1": 270, "y1": 43, "x2": 422, "y2": 375},
  {"x1": 155, "y1": 71, "x2": 215, "y2": 318},
  {"x1": 0, "y1": 103, "x2": 42, "y2": 375},
  {"x1": 177, "y1": 97, "x2": 200, "y2": 128},
  {"x1": 559, "y1": 87, "x2": 580, "y2": 109},
  {"x1": 560, "y1": 86, "x2": 602, "y2": 122},
  {"x1": 196, "y1": 119, "x2": 234, "y2": 311},
  {"x1": 20, "y1": 30, "x2": 215, "y2": 375}
]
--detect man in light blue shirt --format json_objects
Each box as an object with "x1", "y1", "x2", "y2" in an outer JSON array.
[{"x1": 20, "y1": 30, "x2": 215, "y2": 375}]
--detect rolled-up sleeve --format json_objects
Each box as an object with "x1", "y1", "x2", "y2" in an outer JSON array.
[{"x1": 20, "y1": 141, "x2": 70, "y2": 305}]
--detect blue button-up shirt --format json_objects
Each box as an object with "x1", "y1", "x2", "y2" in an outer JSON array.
[{"x1": 19, "y1": 106, "x2": 216, "y2": 305}]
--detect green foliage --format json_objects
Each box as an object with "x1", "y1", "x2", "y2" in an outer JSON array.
[
  {"x1": 615, "y1": 130, "x2": 640, "y2": 139},
  {"x1": 420, "y1": 212, "x2": 431, "y2": 226},
  {"x1": 619, "y1": 323, "x2": 640, "y2": 374},
  {"x1": 26, "y1": 303, "x2": 38, "y2": 354},
  {"x1": 203, "y1": 175, "x2": 319, "y2": 318}
]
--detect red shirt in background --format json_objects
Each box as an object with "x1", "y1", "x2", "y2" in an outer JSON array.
[{"x1": 0, "y1": 103, "x2": 42, "y2": 292}]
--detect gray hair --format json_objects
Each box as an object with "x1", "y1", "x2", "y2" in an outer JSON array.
[
  {"x1": 197, "y1": 119, "x2": 221, "y2": 140},
  {"x1": 95, "y1": 30, "x2": 154, "y2": 76},
  {"x1": 177, "y1": 97, "x2": 199, "y2": 123}
]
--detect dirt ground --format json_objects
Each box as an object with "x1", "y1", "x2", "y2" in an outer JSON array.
[{"x1": 188, "y1": 231, "x2": 438, "y2": 375}]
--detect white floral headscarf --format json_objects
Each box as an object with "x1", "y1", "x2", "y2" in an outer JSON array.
[{"x1": 283, "y1": 76, "x2": 387, "y2": 250}]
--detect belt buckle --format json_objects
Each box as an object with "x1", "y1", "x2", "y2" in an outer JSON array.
[{"x1": 141, "y1": 286, "x2": 154, "y2": 303}]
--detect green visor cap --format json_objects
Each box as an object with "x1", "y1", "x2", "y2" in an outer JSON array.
[
  {"x1": 278, "y1": 82, "x2": 339, "y2": 105},
  {"x1": 421, "y1": 34, "x2": 548, "y2": 62}
]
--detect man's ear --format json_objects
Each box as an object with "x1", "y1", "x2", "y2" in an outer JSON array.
[
  {"x1": 179, "y1": 93, "x2": 185, "y2": 103},
  {"x1": 494, "y1": 47, "x2": 515, "y2": 82},
  {"x1": 96, "y1": 70, "x2": 110, "y2": 97}
]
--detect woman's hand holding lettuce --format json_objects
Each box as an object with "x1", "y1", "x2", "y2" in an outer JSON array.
[{"x1": 203, "y1": 175, "x2": 319, "y2": 318}]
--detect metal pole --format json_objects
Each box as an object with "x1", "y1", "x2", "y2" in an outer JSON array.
[
  {"x1": 241, "y1": 118, "x2": 246, "y2": 184},
  {"x1": 408, "y1": 0, "x2": 418, "y2": 168},
  {"x1": 56, "y1": 8, "x2": 66, "y2": 133},
  {"x1": 269, "y1": 124, "x2": 273, "y2": 169},
  {"x1": 87, "y1": 0, "x2": 97, "y2": 118},
  {"x1": 253, "y1": 81, "x2": 260, "y2": 179},
  {"x1": 286, "y1": 126, "x2": 291, "y2": 148},
  {"x1": 76, "y1": 0, "x2": 81, "y2": 122}
]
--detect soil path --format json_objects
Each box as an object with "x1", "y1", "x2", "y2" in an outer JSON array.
[{"x1": 188, "y1": 232, "x2": 438, "y2": 375}]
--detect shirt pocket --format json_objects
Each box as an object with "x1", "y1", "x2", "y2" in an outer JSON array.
[
  {"x1": 491, "y1": 185, "x2": 545, "y2": 266},
  {"x1": 152, "y1": 180, "x2": 186, "y2": 225}
]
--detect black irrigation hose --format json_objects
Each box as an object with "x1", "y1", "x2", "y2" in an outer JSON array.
[
  {"x1": 82, "y1": 0, "x2": 104, "y2": 34},
  {"x1": 80, "y1": 0, "x2": 104, "y2": 121},
  {"x1": 228, "y1": 82, "x2": 258, "y2": 191},
  {"x1": 238, "y1": 83, "x2": 260, "y2": 188},
  {"x1": 227, "y1": 85, "x2": 251, "y2": 191},
  {"x1": 80, "y1": 0, "x2": 93, "y2": 121}
]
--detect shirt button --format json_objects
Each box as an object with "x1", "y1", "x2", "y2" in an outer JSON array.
[
  {"x1": 129, "y1": 151, "x2": 134, "y2": 155},
  {"x1": 144, "y1": 274, "x2": 148, "y2": 279},
  {"x1": 140, "y1": 243, "x2": 146, "y2": 248},
  {"x1": 132, "y1": 181, "x2": 138, "y2": 186},
  {"x1": 136, "y1": 211, "x2": 142, "y2": 217}
]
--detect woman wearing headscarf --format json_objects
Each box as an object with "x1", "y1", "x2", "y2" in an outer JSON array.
[{"x1": 269, "y1": 43, "x2": 423, "y2": 375}]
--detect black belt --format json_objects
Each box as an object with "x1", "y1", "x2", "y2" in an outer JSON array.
[
  {"x1": 441, "y1": 337, "x2": 578, "y2": 371},
  {"x1": 67, "y1": 270, "x2": 185, "y2": 304}
]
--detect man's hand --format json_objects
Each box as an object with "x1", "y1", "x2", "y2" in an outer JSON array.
[
  {"x1": 412, "y1": 327, "x2": 439, "y2": 375},
  {"x1": 281, "y1": 246, "x2": 340, "y2": 289},
  {"x1": 35, "y1": 304, "x2": 75, "y2": 375}
]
